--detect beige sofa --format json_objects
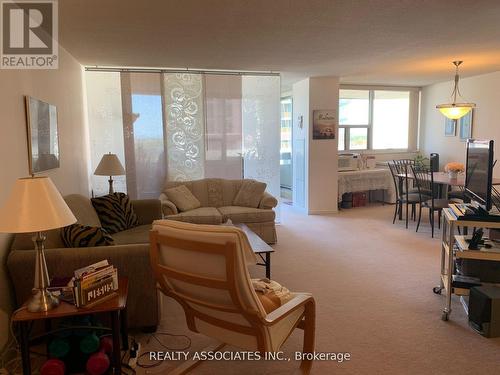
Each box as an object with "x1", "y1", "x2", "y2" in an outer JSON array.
[
  {"x1": 7, "y1": 194, "x2": 161, "y2": 329},
  {"x1": 159, "y1": 178, "x2": 278, "y2": 244}
]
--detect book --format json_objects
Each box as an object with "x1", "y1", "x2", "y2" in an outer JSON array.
[{"x1": 72, "y1": 260, "x2": 118, "y2": 308}]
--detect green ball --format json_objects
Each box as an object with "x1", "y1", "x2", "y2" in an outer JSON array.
[
  {"x1": 48, "y1": 338, "x2": 70, "y2": 358},
  {"x1": 80, "y1": 334, "x2": 100, "y2": 354}
]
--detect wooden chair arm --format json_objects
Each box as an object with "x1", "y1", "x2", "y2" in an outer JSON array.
[{"x1": 263, "y1": 294, "x2": 314, "y2": 325}]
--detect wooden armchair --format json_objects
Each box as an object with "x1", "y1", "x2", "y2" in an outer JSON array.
[{"x1": 149, "y1": 220, "x2": 316, "y2": 374}]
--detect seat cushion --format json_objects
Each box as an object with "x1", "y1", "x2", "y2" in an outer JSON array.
[
  {"x1": 165, "y1": 185, "x2": 201, "y2": 212},
  {"x1": 167, "y1": 207, "x2": 223, "y2": 225},
  {"x1": 64, "y1": 194, "x2": 101, "y2": 227},
  {"x1": 218, "y1": 206, "x2": 275, "y2": 223},
  {"x1": 91, "y1": 193, "x2": 139, "y2": 234},
  {"x1": 112, "y1": 224, "x2": 151, "y2": 245}
]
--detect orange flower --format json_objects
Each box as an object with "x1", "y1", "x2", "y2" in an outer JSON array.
[{"x1": 444, "y1": 162, "x2": 465, "y2": 173}]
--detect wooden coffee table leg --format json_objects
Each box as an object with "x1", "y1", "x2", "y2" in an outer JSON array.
[
  {"x1": 111, "y1": 311, "x2": 122, "y2": 374},
  {"x1": 266, "y1": 252, "x2": 271, "y2": 279}
]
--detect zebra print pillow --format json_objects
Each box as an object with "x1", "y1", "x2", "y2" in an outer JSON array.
[
  {"x1": 91, "y1": 193, "x2": 139, "y2": 234},
  {"x1": 61, "y1": 224, "x2": 115, "y2": 248}
]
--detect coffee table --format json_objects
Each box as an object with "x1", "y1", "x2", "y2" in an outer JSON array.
[{"x1": 235, "y1": 223, "x2": 274, "y2": 278}]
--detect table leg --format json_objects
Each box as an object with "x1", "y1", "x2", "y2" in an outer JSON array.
[
  {"x1": 19, "y1": 322, "x2": 31, "y2": 375},
  {"x1": 111, "y1": 311, "x2": 122, "y2": 374},
  {"x1": 120, "y1": 308, "x2": 129, "y2": 351},
  {"x1": 266, "y1": 253, "x2": 271, "y2": 279}
]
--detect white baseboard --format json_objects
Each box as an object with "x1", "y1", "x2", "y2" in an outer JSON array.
[{"x1": 308, "y1": 209, "x2": 339, "y2": 215}]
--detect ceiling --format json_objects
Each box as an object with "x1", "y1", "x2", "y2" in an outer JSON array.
[{"x1": 59, "y1": 0, "x2": 500, "y2": 90}]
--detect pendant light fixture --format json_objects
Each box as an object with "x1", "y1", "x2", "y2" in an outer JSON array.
[{"x1": 436, "y1": 61, "x2": 475, "y2": 120}]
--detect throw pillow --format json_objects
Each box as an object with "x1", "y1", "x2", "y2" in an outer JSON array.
[
  {"x1": 165, "y1": 185, "x2": 201, "y2": 212},
  {"x1": 252, "y1": 278, "x2": 293, "y2": 313},
  {"x1": 61, "y1": 224, "x2": 115, "y2": 248},
  {"x1": 91, "y1": 192, "x2": 139, "y2": 234},
  {"x1": 233, "y1": 180, "x2": 266, "y2": 208}
]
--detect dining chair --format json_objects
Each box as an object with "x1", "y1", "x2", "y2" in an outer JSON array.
[
  {"x1": 391, "y1": 159, "x2": 421, "y2": 228},
  {"x1": 149, "y1": 220, "x2": 316, "y2": 374},
  {"x1": 410, "y1": 165, "x2": 449, "y2": 238}
]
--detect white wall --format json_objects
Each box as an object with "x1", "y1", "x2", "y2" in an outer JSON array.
[
  {"x1": 308, "y1": 77, "x2": 339, "y2": 214},
  {"x1": 0, "y1": 47, "x2": 90, "y2": 350},
  {"x1": 420, "y1": 71, "x2": 500, "y2": 175},
  {"x1": 292, "y1": 77, "x2": 339, "y2": 214}
]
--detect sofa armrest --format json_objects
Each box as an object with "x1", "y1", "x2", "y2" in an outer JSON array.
[
  {"x1": 259, "y1": 192, "x2": 278, "y2": 209},
  {"x1": 159, "y1": 193, "x2": 179, "y2": 216},
  {"x1": 7, "y1": 244, "x2": 159, "y2": 328},
  {"x1": 131, "y1": 199, "x2": 163, "y2": 225}
]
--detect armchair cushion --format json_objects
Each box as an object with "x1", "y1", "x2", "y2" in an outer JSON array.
[
  {"x1": 165, "y1": 185, "x2": 201, "y2": 212},
  {"x1": 61, "y1": 224, "x2": 114, "y2": 248},
  {"x1": 91, "y1": 193, "x2": 139, "y2": 234},
  {"x1": 233, "y1": 180, "x2": 267, "y2": 208}
]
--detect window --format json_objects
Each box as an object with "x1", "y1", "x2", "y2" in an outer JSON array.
[{"x1": 338, "y1": 87, "x2": 418, "y2": 152}]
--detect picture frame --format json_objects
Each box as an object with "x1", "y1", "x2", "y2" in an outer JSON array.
[
  {"x1": 444, "y1": 118, "x2": 456, "y2": 137},
  {"x1": 25, "y1": 96, "x2": 60, "y2": 174},
  {"x1": 312, "y1": 110, "x2": 336, "y2": 140},
  {"x1": 459, "y1": 109, "x2": 473, "y2": 142}
]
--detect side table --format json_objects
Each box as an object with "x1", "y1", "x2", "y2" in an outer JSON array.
[{"x1": 11, "y1": 277, "x2": 129, "y2": 375}]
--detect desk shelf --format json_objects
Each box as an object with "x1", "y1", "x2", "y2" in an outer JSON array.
[{"x1": 437, "y1": 205, "x2": 500, "y2": 321}]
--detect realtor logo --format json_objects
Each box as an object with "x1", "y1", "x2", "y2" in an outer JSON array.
[{"x1": 1, "y1": 0, "x2": 58, "y2": 69}]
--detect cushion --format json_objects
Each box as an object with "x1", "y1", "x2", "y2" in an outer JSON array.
[
  {"x1": 91, "y1": 193, "x2": 139, "y2": 234},
  {"x1": 167, "y1": 207, "x2": 223, "y2": 225},
  {"x1": 61, "y1": 224, "x2": 114, "y2": 248},
  {"x1": 252, "y1": 278, "x2": 293, "y2": 313},
  {"x1": 112, "y1": 224, "x2": 151, "y2": 245},
  {"x1": 165, "y1": 185, "x2": 201, "y2": 212},
  {"x1": 218, "y1": 206, "x2": 275, "y2": 223},
  {"x1": 233, "y1": 180, "x2": 266, "y2": 208},
  {"x1": 64, "y1": 194, "x2": 101, "y2": 227}
]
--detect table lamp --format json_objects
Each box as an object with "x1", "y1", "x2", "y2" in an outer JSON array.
[
  {"x1": 0, "y1": 176, "x2": 76, "y2": 312},
  {"x1": 94, "y1": 153, "x2": 125, "y2": 194}
]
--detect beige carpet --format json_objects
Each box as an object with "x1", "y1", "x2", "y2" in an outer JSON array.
[{"x1": 136, "y1": 204, "x2": 500, "y2": 374}]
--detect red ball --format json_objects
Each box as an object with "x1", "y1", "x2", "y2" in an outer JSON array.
[
  {"x1": 86, "y1": 352, "x2": 110, "y2": 375},
  {"x1": 100, "y1": 336, "x2": 113, "y2": 354},
  {"x1": 40, "y1": 359, "x2": 65, "y2": 375}
]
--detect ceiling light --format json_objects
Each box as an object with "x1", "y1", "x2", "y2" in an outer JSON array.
[{"x1": 436, "y1": 61, "x2": 475, "y2": 120}]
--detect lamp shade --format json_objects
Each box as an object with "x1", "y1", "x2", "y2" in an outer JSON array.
[
  {"x1": 436, "y1": 103, "x2": 475, "y2": 120},
  {"x1": 0, "y1": 176, "x2": 76, "y2": 233},
  {"x1": 94, "y1": 153, "x2": 125, "y2": 176}
]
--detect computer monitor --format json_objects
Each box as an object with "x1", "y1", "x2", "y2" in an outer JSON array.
[{"x1": 465, "y1": 139, "x2": 494, "y2": 211}]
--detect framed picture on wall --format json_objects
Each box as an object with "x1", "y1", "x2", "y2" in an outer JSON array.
[
  {"x1": 459, "y1": 109, "x2": 473, "y2": 142},
  {"x1": 25, "y1": 96, "x2": 60, "y2": 174},
  {"x1": 444, "y1": 118, "x2": 456, "y2": 137},
  {"x1": 312, "y1": 110, "x2": 336, "y2": 140}
]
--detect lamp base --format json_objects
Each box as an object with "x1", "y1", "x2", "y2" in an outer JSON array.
[{"x1": 27, "y1": 288, "x2": 59, "y2": 312}]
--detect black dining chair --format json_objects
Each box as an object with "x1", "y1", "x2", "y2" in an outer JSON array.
[
  {"x1": 388, "y1": 161, "x2": 421, "y2": 228},
  {"x1": 411, "y1": 165, "x2": 449, "y2": 238}
]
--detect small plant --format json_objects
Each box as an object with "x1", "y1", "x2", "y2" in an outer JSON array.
[{"x1": 414, "y1": 154, "x2": 430, "y2": 168}]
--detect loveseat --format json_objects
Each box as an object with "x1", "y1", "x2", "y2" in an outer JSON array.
[
  {"x1": 7, "y1": 194, "x2": 161, "y2": 329},
  {"x1": 159, "y1": 178, "x2": 278, "y2": 244}
]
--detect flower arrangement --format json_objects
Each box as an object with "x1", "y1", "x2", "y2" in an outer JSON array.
[{"x1": 444, "y1": 162, "x2": 465, "y2": 173}]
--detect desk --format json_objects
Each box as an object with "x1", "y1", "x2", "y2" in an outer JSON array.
[
  {"x1": 338, "y1": 168, "x2": 395, "y2": 203},
  {"x1": 397, "y1": 172, "x2": 500, "y2": 187},
  {"x1": 12, "y1": 277, "x2": 129, "y2": 375}
]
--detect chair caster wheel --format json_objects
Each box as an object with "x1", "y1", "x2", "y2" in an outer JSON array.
[
  {"x1": 433, "y1": 287, "x2": 442, "y2": 295},
  {"x1": 442, "y1": 312, "x2": 449, "y2": 321}
]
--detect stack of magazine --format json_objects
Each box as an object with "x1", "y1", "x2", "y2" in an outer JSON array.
[{"x1": 72, "y1": 260, "x2": 118, "y2": 308}]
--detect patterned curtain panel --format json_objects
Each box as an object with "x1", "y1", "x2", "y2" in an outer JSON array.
[
  {"x1": 163, "y1": 73, "x2": 205, "y2": 181},
  {"x1": 242, "y1": 76, "x2": 281, "y2": 220}
]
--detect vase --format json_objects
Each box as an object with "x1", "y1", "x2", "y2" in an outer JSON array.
[{"x1": 448, "y1": 171, "x2": 458, "y2": 179}]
